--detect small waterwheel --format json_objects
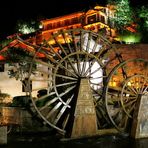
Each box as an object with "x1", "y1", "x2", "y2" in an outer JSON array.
[{"x1": 105, "y1": 58, "x2": 148, "y2": 132}]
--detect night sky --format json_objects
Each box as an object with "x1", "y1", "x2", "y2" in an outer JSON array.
[{"x1": 0, "y1": 0, "x2": 147, "y2": 39}]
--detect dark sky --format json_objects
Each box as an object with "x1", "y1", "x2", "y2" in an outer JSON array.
[{"x1": 0, "y1": 0, "x2": 147, "y2": 39}]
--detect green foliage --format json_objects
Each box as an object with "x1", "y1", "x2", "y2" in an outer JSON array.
[
  {"x1": 1, "y1": 47, "x2": 33, "y2": 62},
  {"x1": 0, "y1": 38, "x2": 14, "y2": 50},
  {"x1": 138, "y1": 6, "x2": 148, "y2": 19},
  {"x1": 113, "y1": 0, "x2": 133, "y2": 28},
  {"x1": 137, "y1": 6, "x2": 148, "y2": 30},
  {"x1": 1, "y1": 47, "x2": 36, "y2": 80},
  {"x1": 16, "y1": 19, "x2": 41, "y2": 34},
  {"x1": 119, "y1": 33, "x2": 142, "y2": 44},
  {"x1": 136, "y1": 5, "x2": 148, "y2": 43},
  {"x1": 108, "y1": 0, "x2": 148, "y2": 43}
]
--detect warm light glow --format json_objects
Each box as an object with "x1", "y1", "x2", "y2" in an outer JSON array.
[
  {"x1": 39, "y1": 24, "x2": 43, "y2": 29},
  {"x1": 84, "y1": 22, "x2": 112, "y2": 31},
  {"x1": 127, "y1": 81, "x2": 131, "y2": 86},
  {"x1": 94, "y1": 6, "x2": 105, "y2": 10},
  {"x1": 109, "y1": 81, "x2": 117, "y2": 87},
  {"x1": 41, "y1": 12, "x2": 84, "y2": 25},
  {"x1": 42, "y1": 23, "x2": 82, "y2": 34},
  {"x1": 0, "y1": 55, "x2": 5, "y2": 60},
  {"x1": 126, "y1": 26, "x2": 136, "y2": 33},
  {"x1": 120, "y1": 34, "x2": 141, "y2": 44}
]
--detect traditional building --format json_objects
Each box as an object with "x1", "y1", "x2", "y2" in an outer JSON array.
[
  {"x1": 0, "y1": 5, "x2": 118, "y2": 61},
  {"x1": 34, "y1": 5, "x2": 116, "y2": 44},
  {"x1": 0, "y1": 5, "x2": 144, "y2": 99}
]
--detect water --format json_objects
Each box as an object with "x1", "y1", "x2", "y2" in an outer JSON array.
[{"x1": 1, "y1": 133, "x2": 148, "y2": 148}]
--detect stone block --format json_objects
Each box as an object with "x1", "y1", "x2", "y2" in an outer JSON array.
[
  {"x1": 0, "y1": 126, "x2": 7, "y2": 145},
  {"x1": 131, "y1": 95, "x2": 148, "y2": 139},
  {"x1": 71, "y1": 79, "x2": 98, "y2": 138}
]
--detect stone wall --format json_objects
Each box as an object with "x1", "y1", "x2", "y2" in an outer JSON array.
[
  {"x1": 106, "y1": 44, "x2": 148, "y2": 75},
  {"x1": 115, "y1": 44, "x2": 148, "y2": 60},
  {"x1": 0, "y1": 107, "x2": 52, "y2": 133}
]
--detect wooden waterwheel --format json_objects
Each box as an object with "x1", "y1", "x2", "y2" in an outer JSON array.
[
  {"x1": 105, "y1": 58, "x2": 148, "y2": 132},
  {"x1": 21, "y1": 28, "x2": 126, "y2": 138}
]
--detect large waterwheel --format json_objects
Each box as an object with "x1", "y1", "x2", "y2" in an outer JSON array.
[
  {"x1": 24, "y1": 28, "x2": 123, "y2": 138},
  {"x1": 19, "y1": 28, "x2": 134, "y2": 138}
]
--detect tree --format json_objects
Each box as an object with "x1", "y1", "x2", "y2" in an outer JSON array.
[
  {"x1": 115, "y1": 0, "x2": 133, "y2": 29},
  {"x1": 1, "y1": 46, "x2": 36, "y2": 81},
  {"x1": 16, "y1": 19, "x2": 42, "y2": 35},
  {"x1": 136, "y1": 5, "x2": 148, "y2": 43},
  {"x1": 108, "y1": 0, "x2": 133, "y2": 31}
]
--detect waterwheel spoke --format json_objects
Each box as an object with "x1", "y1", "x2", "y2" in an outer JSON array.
[
  {"x1": 81, "y1": 56, "x2": 88, "y2": 76},
  {"x1": 125, "y1": 85, "x2": 137, "y2": 95},
  {"x1": 53, "y1": 34, "x2": 79, "y2": 76},
  {"x1": 121, "y1": 98, "x2": 136, "y2": 118},
  {"x1": 53, "y1": 35, "x2": 68, "y2": 56},
  {"x1": 56, "y1": 85, "x2": 76, "y2": 98},
  {"x1": 53, "y1": 95, "x2": 74, "y2": 125},
  {"x1": 55, "y1": 74, "x2": 77, "y2": 81},
  {"x1": 46, "y1": 102, "x2": 63, "y2": 119},
  {"x1": 57, "y1": 62, "x2": 78, "y2": 78},
  {"x1": 36, "y1": 92, "x2": 56, "y2": 101},
  {"x1": 39, "y1": 97, "x2": 59, "y2": 112},
  {"x1": 34, "y1": 59, "x2": 56, "y2": 70},
  {"x1": 71, "y1": 31, "x2": 81, "y2": 75},
  {"x1": 65, "y1": 57, "x2": 80, "y2": 77},
  {"x1": 62, "y1": 113, "x2": 70, "y2": 130},
  {"x1": 81, "y1": 32, "x2": 92, "y2": 75},
  {"x1": 83, "y1": 59, "x2": 97, "y2": 77},
  {"x1": 47, "y1": 42, "x2": 63, "y2": 60},
  {"x1": 61, "y1": 30, "x2": 73, "y2": 54},
  {"x1": 91, "y1": 35, "x2": 102, "y2": 54},
  {"x1": 38, "y1": 49, "x2": 58, "y2": 64},
  {"x1": 140, "y1": 80, "x2": 147, "y2": 94},
  {"x1": 56, "y1": 81, "x2": 77, "y2": 87},
  {"x1": 36, "y1": 91, "x2": 56, "y2": 101},
  {"x1": 89, "y1": 66, "x2": 103, "y2": 76},
  {"x1": 80, "y1": 30, "x2": 84, "y2": 51},
  {"x1": 143, "y1": 86, "x2": 148, "y2": 94}
]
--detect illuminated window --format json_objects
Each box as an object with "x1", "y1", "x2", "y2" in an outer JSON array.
[
  {"x1": 87, "y1": 14, "x2": 97, "y2": 24},
  {"x1": 100, "y1": 15, "x2": 105, "y2": 24},
  {"x1": 72, "y1": 17, "x2": 79, "y2": 24},
  {"x1": 47, "y1": 24, "x2": 52, "y2": 30}
]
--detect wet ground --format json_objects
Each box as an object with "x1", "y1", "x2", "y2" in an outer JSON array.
[{"x1": 1, "y1": 132, "x2": 148, "y2": 148}]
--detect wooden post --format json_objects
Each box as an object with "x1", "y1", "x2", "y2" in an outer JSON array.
[
  {"x1": 131, "y1": 94, "x2": 148, "y2": 139},
  {"x1": 71, "y1": 79, "x2": 98, "y2": 138}
]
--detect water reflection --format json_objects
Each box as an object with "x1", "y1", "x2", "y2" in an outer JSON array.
[{"x1": 1, "y1": 134, "x2": 148, "y2": 148}]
